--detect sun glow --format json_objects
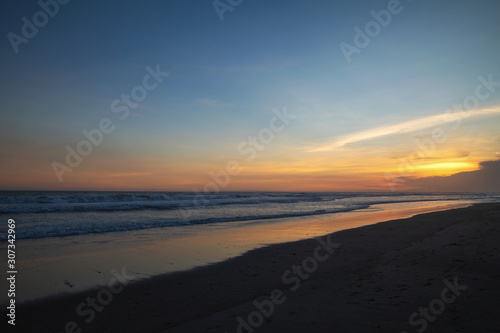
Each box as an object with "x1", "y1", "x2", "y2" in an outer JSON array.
[{"x1": 413, "y1": 162, "x2": 478, "y2": 176}]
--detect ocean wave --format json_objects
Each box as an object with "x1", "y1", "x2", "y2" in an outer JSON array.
[
  {"x1": 0, "y1": 191, "x2": 334, "y2": 214},
  {"x1": 0, "y1": 204, "x2": 368, "y2": 240},
  {"x1": 0, "y1": 191, "x2": 498, "y2": 241}
]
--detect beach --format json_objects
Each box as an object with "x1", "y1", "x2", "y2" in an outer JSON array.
[
  {"x1": 16, "y1": 202, "x2": 500, "y2": 332},
  {"x1": 3, "y1": 192, "x2": 487, "y2": 304},
  {"x1": 3, "y1": 1, "x2": 500, "y2": 332}
]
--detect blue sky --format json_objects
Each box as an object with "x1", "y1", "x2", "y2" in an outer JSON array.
[{"x1": 1, "y1": 0, "x2": 499, "y2": 190}]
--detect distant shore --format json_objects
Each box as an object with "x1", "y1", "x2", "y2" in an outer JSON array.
[{"x1": 16, "y1": 202, "x2": 500, "y2": 332}]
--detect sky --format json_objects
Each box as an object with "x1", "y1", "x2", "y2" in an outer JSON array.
[{"x1": 0, "y1": 0, "x2": 499, "y2": 192}]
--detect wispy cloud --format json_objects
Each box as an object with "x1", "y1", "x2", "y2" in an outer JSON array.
[{"x1": 307, "y1": 107, "x2": 500, "y2": 152}]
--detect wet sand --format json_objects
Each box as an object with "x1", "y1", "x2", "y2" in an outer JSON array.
[{"x1": 16, "y1": 202, "x2": 500, "y2": 332}]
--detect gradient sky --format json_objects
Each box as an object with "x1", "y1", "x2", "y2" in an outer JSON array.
[{"x1": 1, "y1": 0, "x2": 499, "y2": 191}]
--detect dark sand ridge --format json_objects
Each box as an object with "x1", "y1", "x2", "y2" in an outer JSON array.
[{"x1": 17, "y1": 203, "x2": 500, "y2": 332}]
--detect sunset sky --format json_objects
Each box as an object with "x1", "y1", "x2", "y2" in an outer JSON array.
[{"x1": 1, "y1": 0, "x2": 499, "y2": 191}]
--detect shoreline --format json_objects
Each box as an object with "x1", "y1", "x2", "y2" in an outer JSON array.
[
  {"x1": 6, "y1": 200, "x2": 472, "y2": 304},
  {"x1": 17, "y1": 202, "x2": 500, "y2": 332}
]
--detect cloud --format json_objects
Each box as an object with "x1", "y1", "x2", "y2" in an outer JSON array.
[
  {"x1": 403, "y1": 159, "x2": 500, "y2": 192},
  {"x1": 308, "y1": 107, "x2": 500, "y2": 152}
]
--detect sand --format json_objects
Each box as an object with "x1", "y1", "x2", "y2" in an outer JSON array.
[{"x1": 16, "y1": 203, "x2": 500, "y2": 332}]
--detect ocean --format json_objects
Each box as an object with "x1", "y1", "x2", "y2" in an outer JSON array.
[{"x1": 1, "y1": 191, "x2": 499, "y2": 240}]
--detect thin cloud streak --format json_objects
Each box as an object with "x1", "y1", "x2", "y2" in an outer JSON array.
[{"x1": 307, "y1": 107, "x2": 500, "y2": 152}]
